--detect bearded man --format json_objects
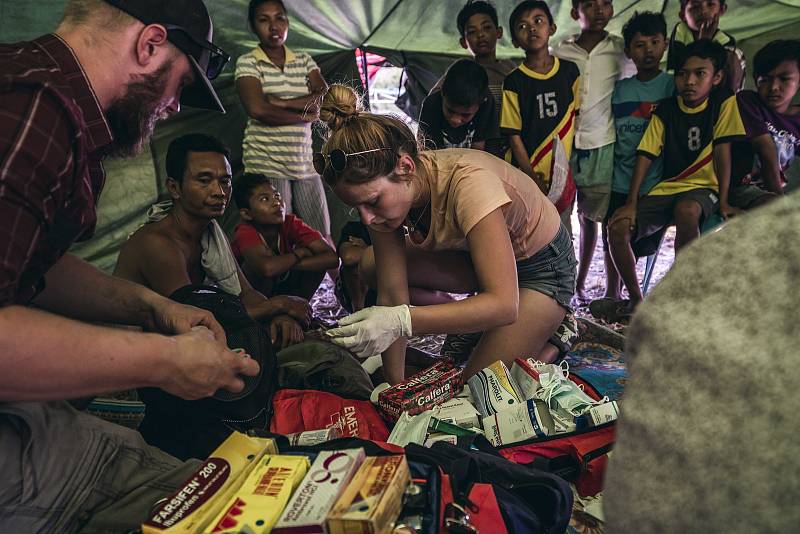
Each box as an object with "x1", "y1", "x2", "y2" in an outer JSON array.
[{"x1": 0, "y1": 1, "x2": 259, "y2": 531}]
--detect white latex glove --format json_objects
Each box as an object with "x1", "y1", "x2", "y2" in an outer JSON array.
[{"x1": 325, "y1": 305, "x2": 412, "y2": 358}]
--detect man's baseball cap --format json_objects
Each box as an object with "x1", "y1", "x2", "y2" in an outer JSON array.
[{"x1": 105, "y1": 0, "x2": 230, "y2": 113}]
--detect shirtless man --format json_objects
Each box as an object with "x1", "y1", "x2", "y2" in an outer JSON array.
[{"x1": 115, "y1": 133, "x2": 309, "y2": 348}]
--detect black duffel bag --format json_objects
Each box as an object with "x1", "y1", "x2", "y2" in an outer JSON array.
[{"x1": 138, "y1": 284, "x2": 277, "y2": 460}]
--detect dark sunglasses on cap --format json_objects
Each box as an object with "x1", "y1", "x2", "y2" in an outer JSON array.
[
  {"x1": 162, "y1": 23, "x2": 230, "y2": 80},
  {"x1": 313, "y1": 148, "x2": 392, "y2": 177}
]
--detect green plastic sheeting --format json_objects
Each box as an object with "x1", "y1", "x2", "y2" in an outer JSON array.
[{"x1": 1, "y1": 0, "x2": 799, "y2": 271}]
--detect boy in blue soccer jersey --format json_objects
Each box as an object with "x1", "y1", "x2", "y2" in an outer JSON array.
[
  {"x1": 597, "y1": 12, "x2": 674, "y2": 308},
  {"x1": 607, "y1": 39, "x2": 745, "y2": 313}
]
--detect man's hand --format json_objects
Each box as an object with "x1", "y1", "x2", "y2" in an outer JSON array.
[
  {"x1": 270, "y1": 295, "x2": 312, "y2": 325},
  {"x1": 161, "y1": 327, "x2": 259, "y2": 400},
  {"x1": 347, "y1": 236, "x2": 368, "y2": 248},
  {"x1": 269, "y1": 315, "x2": 304, "y2": 349},
  {"x1": 609, "y1": 204, "x2": 638, "y2": 231},
  {"x1": 325, "y1": 305, "x2": 412, "y2": 358},
  {"x1": 719, "y1": 203, "x2": 744, "y2": 220},
  {"x1": 293, "y1": 246, "x2": 314, "y2": 259},
  {"x1": 146, "y1": 297, "x2": 227, "y2": 344}
]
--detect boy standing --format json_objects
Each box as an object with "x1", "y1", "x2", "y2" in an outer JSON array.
[
  {"x1": 453, "y1": 0, "x2": 519, "y2": 156},
  {"x1": 552, "y1": 0, "x2": 635, "y2": 303},
  {"x1": 232, "y1": 173, "x2": 338, "y2": 300},
  {"x1": 666, "y1": 0, "x2": 745, "y2": 92},
  {"x1": 418, "y1": 59, "x2": 496, "y2": 151},
  {"x1": 729, "y1": 39, "x2": 800, "y2": 209},
  {"x1": 608, "y1": 40, "x2": 746, "y2": 313},
  {"x1": 601, "y1": 11, "x2": 674, "y2": 303},
  {"x1": 501, "y1": 0, "x2": 579, "y2": 220}
]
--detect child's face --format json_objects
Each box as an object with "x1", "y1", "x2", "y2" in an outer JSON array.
[
  {"x1": 572, "y1": 0, "x2": 613, "y2": 33},
  {"x1": 512, "y1": 8, "x2": 555, "y2": 52},
  {"x1": 757, "y1": 59, "x2": 800, "y2": 114},
  {"x1": 441, "y1": 96, "x2": 481, "y2": 128},
  {"x1": 460, "y1": 13, "x2": 502, "y2": 58},
  {"x1": 252, "y1": 1, "x2": 289, "y2": 50},
  {"x1": 675, "y1": 56, "x2": 723, "y2": 106},
  {"x1": 625, "y1": 32, "x2": 667, "y2": 73},
  {"x1": 682, "y1": 0, "x2": 726, "y2": 32},
  {"x1": 243, "y1": 183, "x2": 285, "y2": 225}
]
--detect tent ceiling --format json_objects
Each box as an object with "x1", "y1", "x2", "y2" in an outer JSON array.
[{"x1": 4, "y1": 1, "x2": 799, "y2": 63}]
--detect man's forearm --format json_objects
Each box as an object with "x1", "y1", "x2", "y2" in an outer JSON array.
[
  {"x1": 0, "y1": 305, "x2": 170, "y2": 401},
  {"x1": 240, "y1": 289, "x2": 282, "y2": 322},
  {"x1": 33, "y1": 253, "x2": 161, "y2": 328},
  {"x1": 296, "y1": 252, "x2": 339, "y2": 272}
]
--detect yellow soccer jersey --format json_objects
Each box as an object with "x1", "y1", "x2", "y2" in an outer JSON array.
[
  {"x1": 637, "y1": 90, "x2": 745, "y2": 195},
  {"x1": 501, "y1": 58, "x2": 581, "y2": 181}
]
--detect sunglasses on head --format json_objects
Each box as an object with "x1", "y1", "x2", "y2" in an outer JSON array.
[
  {"x1": 163, "y1": 24, "x2": 230, "y2": 80},
  {"x1": 312, "y1": 148, "x2": 392, "y2": 177}
]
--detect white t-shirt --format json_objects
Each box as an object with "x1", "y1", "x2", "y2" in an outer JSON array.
[{"x1": 552, "y1": 33, "x2": 635, "y2": 150}]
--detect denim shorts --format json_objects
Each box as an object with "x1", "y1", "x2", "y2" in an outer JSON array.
[{"x1": 516, "y1": 224, "x2": 577, "y2": 310}]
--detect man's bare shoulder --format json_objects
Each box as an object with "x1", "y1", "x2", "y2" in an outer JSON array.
[{"x1": 124, "y1": 220, "x2": 182, "y2": 256}]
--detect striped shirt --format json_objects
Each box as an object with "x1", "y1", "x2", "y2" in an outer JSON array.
[
  {"x1": 236, "y1": 46, "x2": 319, "y2": 181},
  {"x1": 0, "y1": 34, "x2": 113, "y2": 305}
]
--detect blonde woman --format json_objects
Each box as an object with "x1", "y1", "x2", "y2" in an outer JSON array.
[{"x1": 321, "y1": 85, "x2": 577, "y2": 384}]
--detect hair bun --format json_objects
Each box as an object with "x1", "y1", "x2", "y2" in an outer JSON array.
[{"x1": 320, "y1": 84, "x2": 362, "y2": 131}]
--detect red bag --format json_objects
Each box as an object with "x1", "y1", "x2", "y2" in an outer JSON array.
[
  {"x1": 270, "y1": 389, "x2": 389, "y2": 441},
  {"x1": 496, "y1": 373, "x2": 615, "y2": 497}
]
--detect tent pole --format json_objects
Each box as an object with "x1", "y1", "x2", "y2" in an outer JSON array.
[
  {"x1": 357, "y1": 0, "x2": 405, "y2": 111},
  {"x1": 360, "y1": 47, "x2": 371, "y2": 110}
]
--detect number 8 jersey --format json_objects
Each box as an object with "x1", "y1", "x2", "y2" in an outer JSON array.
[
  {"x1": 636, "y1": 89, "x2": 746, "y2": 196},
  {"x1": 500, "y1": 58, "x2": 581, "y2": 183}
]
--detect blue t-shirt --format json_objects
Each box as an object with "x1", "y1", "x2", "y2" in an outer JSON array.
[{"x1": 611, "y1": 72, "x2": 675, "y2": 194}]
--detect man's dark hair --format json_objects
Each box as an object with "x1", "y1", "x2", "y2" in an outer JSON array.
[
  {"x1": 457, "y1": 1, "x2": 499, "y2": 38},
  {"x1": 678, "y1": 39, "x2": 727, "y2": 73},
  {"x1": 509, "y1": 1, "x2": 554, "y2": 32},
  {"x1": 680, "y1": 0, "x2": 726, "y2": 9},
  {"x1": 165, "y1": 134, "x2": 230, "y2": 184},
  {"x1": 233, "y1": 173, "x2": 273, "y2": 211},
  {"x1": 441, "y1": 59, "x2": 489, "y2": 107},
  {"x1": 622, "y1": 11, "x2": 667, "y2": 49},
  {"x1": 753, "y1": 39, "x2": 800, "y2": 81},
  {"x1": 248, "y1": 0, "x2": 287, "y2": 32}
]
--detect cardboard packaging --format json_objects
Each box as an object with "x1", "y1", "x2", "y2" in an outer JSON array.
[
  {"x1": 286, "y1": 426, "x2": 342, "y2": 446},
  {"x1": 142, "y1": 432, "x2": 277, "y2": 534},
  {"x1": 483, "y1": 399, "x2": 555, "y2": 447},
  {"x1": 327, "y1": 455, "x2": 411, "y2": 534},
  {"x1": 377, "y1": 362, "x2": 461, "y2": 421},
  {"x1": 274, "y1": 448, "x2": 366, "y2": 534},
  {"x1": 509, "y1": 358, "x2": 542, "y2": 401},
  {"x1": 205, "y1": 455, "x2": 310, "y2": 533},
  {"x1": 434, "y1": 397, "x2": 481, "y2": 429},
  {"x1": 467, "y1": 360, "x2": 522, "y2": 418}
]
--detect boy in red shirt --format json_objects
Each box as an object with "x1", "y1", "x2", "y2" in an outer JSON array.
[{"x1": 232, "y1": 173, "x2": 338, "y2": 299}]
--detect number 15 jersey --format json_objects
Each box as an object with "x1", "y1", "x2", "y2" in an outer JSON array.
[
  {"x1": 500, "y1": 58, "x2": 581, "y2": 181},
  {"x1": 637, "y1": 90, "x2": 745, "y2": 196}
]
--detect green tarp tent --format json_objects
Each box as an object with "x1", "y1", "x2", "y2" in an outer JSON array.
[{"x1": 2, "y1": 0, "x2": 799, "y2": 271}]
